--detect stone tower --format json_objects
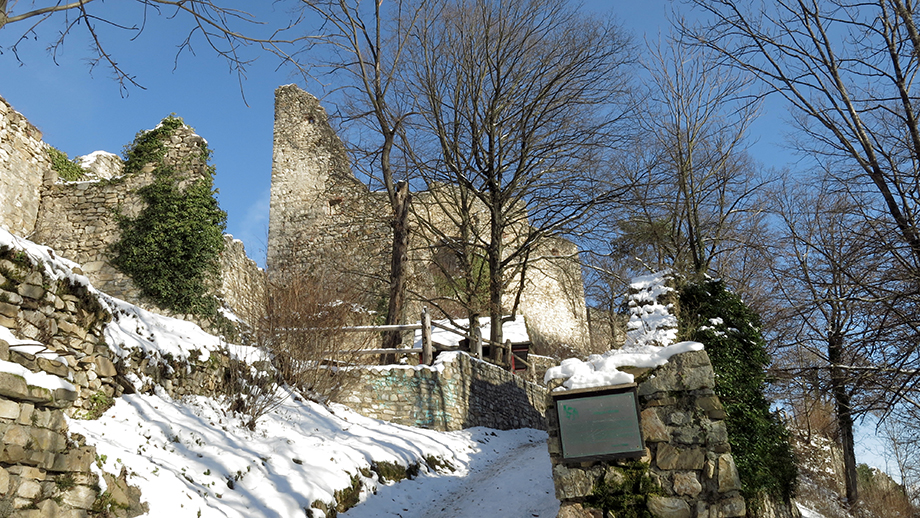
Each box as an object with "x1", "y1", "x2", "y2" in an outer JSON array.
[{"x1": 267, "y1": 85, "x2": 389, "y2": 290}]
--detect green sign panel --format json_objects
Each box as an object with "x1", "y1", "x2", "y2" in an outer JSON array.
[{"x1": 553, "y1": 384, "x2": 644, "y2": 462}]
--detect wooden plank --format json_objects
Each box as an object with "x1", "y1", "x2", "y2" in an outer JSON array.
[
  {"x1": 421, "y1": 308, "x2": 433, "y2": 365},
  {"x1": 338, "y1": 324, "x2": 423, "y2": 332}
]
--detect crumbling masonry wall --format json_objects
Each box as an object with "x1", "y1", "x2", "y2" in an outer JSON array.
[
  {"x1": 0, "y1": 95, "x2": 53, "y2": 238},
  {"x1": 268, "y1": 84, "x2": 591, "y2": 352},
  {"x1": 267, "y1": 84, "x2": 390, "y2": 301},
  {"x1": 0, "y1": 95, "x2": 266, "y2": 329}
]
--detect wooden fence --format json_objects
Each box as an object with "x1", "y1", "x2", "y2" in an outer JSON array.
[{"x1": 336, "y1": 307, "x2": 531, "y2": 371}]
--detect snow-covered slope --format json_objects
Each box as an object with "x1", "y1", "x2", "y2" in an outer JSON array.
[{"x1": 0, "y1": 229, "x2": 556, "y2": 517}]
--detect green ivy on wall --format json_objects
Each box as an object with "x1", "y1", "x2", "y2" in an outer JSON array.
[
  {"x1": 47, "y1": 147, "x2": 86, "y2": 181},
  {"x1": 678, "y1": 279, "x2": 798, "y2": 505},
  {"x1": 112, "y1": 116, "x2": 226, "y2": 317}
]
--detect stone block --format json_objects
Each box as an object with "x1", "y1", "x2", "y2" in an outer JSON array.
[
  {"x1": 718, "y1": 495, "x2": 746, "y2": 517},
  {"x1": 552, "y1": 464, "x2": 603, "y2": 500},
  {"x1": 640, "y1": 408, "x2": 670, "y2": 443},
  {"x1": 17, "y1": 478, "x2": 41, "y2": 498},
  {"x1": 696, "y1": 395, "x2": 726, "y2": 419},
  {"x1": 718, "y1": 454, "x2": 742, "y2": 493},
  {"x1": 17, "y1": 283, "x2": 45, "y2": 301},
  {"x1": 51, "y1": 387, "x2": 79, "y2": 407},
  {"x1": 93, "y1": 356, "x2": 117, "y2": 378},
  {"x1": 0, "y1": 399, "x2": 21, "y2": 420},
  {"x1": 707, "y1": 421, "x2": 728, "y2": 447},
  {"x1": 672, "y1": 471, "x2": 702, "y2": 497},
  {"x1": 50, "y1": 447, "x2": 95, "y2": 473},
  {"x1": 0, "y1": 301, "x2": 18, "y2": 318},
  {"x1": 62, "y1": 485, "x2": 97, "y2": 509},
  {"x1": 17, "y1": 402, "x2": 35, "y2": 425},
  {"x1": 2, "y1": 444, "x2": 30, "y2": 464},
  {"x1": 0, "y1": 372, "x2": 29, "y2": 408},
  {"x1": 37, "y1": 357, "x2": 70, "y2": 378},
  {"x1": 656, "y1": 444, "x2": 705, "y2": 471},
  {"x1": 647, "y1": 495, "x2": 691, "y2": 518},
  {"x1": 0, "y1": 466, "x2": 8, "y2": 495},
  {"x1": 3, "y1": 423, "x2": 31, "y2": 448},
  {"x1": 557, "y1": 502, "x2": 601, "y2": 518}
]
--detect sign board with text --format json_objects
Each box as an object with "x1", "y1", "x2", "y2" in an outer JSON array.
[{"x1": 552, "y1": 384, "x2": 644, "y2": 463}]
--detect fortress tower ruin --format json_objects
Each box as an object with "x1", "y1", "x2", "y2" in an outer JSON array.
[{"x1": 267, "y1": 85, "x2": 593, "y2": 354}]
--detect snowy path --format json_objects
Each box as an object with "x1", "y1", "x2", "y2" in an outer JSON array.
[{"x1": 343, "y1": 428, "x2": 560, "y2": 518}]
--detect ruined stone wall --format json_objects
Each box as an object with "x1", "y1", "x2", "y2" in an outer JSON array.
[
  {"x1": 32, "y1": 126, "x2": 211, "y2": 304},
  {"x1": 267, "y1": 85, "x2": 591, "y2": 353},
  {"x1": 336, "y1": 352, "x2": 547, "y2": 431},
  {"x1": 547, "y1": 350, "x2": 747, "y2": 518},
  {"x1": 267, "y1": 85, "x2": 390, "y2": 303},
  {"x1": 515, "y1": 237, "x2": 591, "y2": 356},
  {"x1": 219, "y1": 235, "x2": 265, "y2": 328},
  {"x1": 0, "y1": 242, "x2": 149, "y2": 516},
  {"x1": 0, "y1": 95, "x2": 53, "y2": 238},
  {"x1": 26, "y1": 123, "x2": 266, "y2": 330}
]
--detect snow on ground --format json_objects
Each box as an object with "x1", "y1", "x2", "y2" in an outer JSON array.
[
  {"x1": 796, "y1": 503, "x2": 827, "y2": 518},
  {"x1": 413, "y1": 315, "x2": 529, "y2": 349},
  {"x1": 2, "y1": 229, "x2": 556, "y2": 517},
  {"x1": 69, "y1": 391, "x2": 484, "y2": 518},
  {"x1": 544, "y1": 271, "x2": 703, "y2": 390},
  {"x1": 344, "y1": 428, "x2": 558, "y2": 518}
]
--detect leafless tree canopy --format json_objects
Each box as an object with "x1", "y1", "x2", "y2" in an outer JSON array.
[
  {"x1": 406, "y1": 0, "x2": 633, "y2": 345},
  {"x1": 0, "y1": 0, "x2": 308, "y2": 95}
]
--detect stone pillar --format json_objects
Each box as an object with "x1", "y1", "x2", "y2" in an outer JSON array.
[{"x1": 547, "y1": 350, "x2": 746, "y2": 518}]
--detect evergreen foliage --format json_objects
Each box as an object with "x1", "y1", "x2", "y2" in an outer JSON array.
[
  {"x1": 112, "y1": 116, "x2": 226, "y2": 316},
  {"x1": 47, "y1": 146, "x2": 86, "y2": 181},
  {"x1": 678, "y1": 279, "x2": 797, "y2": 504},
  {"x1": 584, "y1": 461, "x2": 661, "y2": 517}
]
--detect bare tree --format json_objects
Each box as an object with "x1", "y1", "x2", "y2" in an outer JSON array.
[
  {"x1": 406, "y1": 0, "x2": 632, "y2": 347},
  {"x1": 684, "y1": 1, "x2": 920, "y2": 504},
  {"x1": 685, "y1": 0, "x2": 920, "y2": 274},
  {"x1": 609, "y1": 32, "x2": 769, "y2": 283},
  {"x1": 0, "y1": 0, "x2": 306, "y2": 94},
  {"x1": 291, "y1": 0, "x2": 431, "y2": 363}
]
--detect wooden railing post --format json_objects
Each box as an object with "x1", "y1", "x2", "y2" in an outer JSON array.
[
  {"x1": 421, "y1": 307, "x2": 433, "y2": 365},
  {"x1": 471, "y1": 317, "x2": 483, "y2": 360}
]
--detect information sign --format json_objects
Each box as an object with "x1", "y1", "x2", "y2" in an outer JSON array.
[{"x1": 552, "y1": 384, "x2": 644, "y2": 462}]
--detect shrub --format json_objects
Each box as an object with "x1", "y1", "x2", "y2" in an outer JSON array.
[
  {"x1": 111, "y1": 116, "x2": 226, "y2": 317},
  {"x1": 678, "y1": 279, "x2": 798, "y2": 504},
  {"x1": 256, "y1": 269, "x2": 371, "y2": 404},
  {"x1": 48, "y1": 147, "x2": 86, "y2": 181}
]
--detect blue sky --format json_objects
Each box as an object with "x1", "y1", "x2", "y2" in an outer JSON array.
[
  {"x1": 0, "y1": 0, "x2": 898, "y2": 477},
  {"x1": 1, "y1": 0, "x2": 789, "y2": 265}
]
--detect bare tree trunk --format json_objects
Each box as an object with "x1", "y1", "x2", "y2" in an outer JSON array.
[
  {"x1": 381, "y1": 181, "x2": 411, "y2": 364},
  {"x1": 829, "y1": 330, "x2": 859, "y2": 506}
]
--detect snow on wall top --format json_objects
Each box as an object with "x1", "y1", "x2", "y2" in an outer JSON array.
[{"x1": 544, "y1": 270, "x2": 703, "y2": 390}]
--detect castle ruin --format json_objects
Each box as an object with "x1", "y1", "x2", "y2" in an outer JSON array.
[{"x1": 267, "y1": 85, "x2": 592, "y2": 354}]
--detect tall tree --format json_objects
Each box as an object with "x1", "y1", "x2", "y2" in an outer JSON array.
[
  {"x1": 685, "y1": 0, "x2": 920, "y2": 274},
  {"x1": 609, "y1": 32, "x2": 768, "y2": 283},
  {"x1": 768, "y1": 177, "x2": 888, "y2": 504},
  {"x1": 294, "y1": 0, "x2": 428, "y2": 361},
  {"x1": 407, "y1": 0, "x2": 632, "y2": 347},
  {"x1": 685, "y1": 1, "x2": 920, "y2": 504}
]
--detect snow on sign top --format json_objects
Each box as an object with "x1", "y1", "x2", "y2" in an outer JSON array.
[{"x1": 544, "y1": 270, "x2": 703, "y2": 390}]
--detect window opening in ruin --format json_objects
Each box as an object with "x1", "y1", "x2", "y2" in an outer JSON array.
[{"x1": 327, "y1": 198, "x2": 343, "y2": 216}]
